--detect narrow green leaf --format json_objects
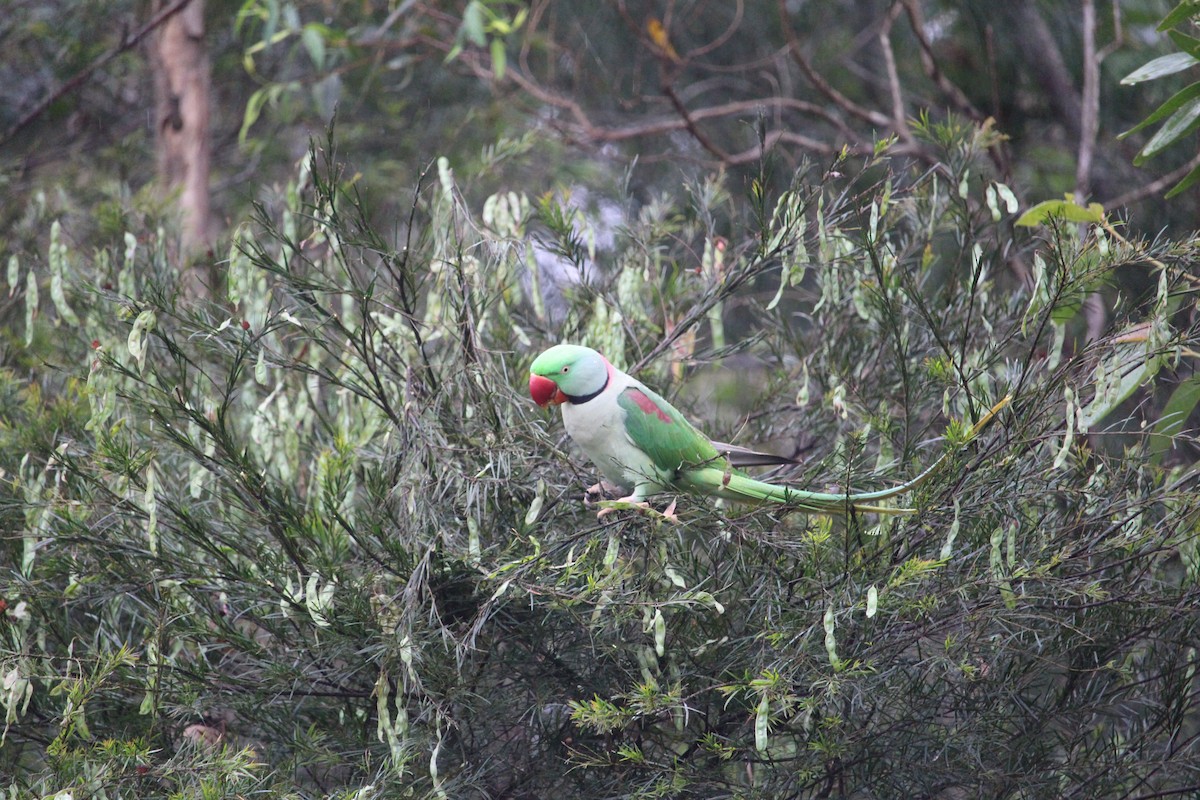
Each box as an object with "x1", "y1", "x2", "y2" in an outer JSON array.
[
  {"x1": 5, "y1": 254, "x2": 17, "y2": 296},
  {"x1": 1119, "y1": 81, "x2": 1200, "y2": 139},
  {"x1": 490, "y1": 38, "x2": 506, "y2": 80},
  {"x1": 240, "y1": 86, "x2": 272, "y2": 146},
  {"x1": 1149, "y1": 374, "x2": 1200, "y2": 462},
  {"x1": 1164, "y1": 158, "x2": 1200, "y2": 197},
  {"x1": 463, "y1": 2, "x2": 486, "y2": 47},
  {"x1": 523, "y1": 479, "x2": 545, "y2": 526},
  {"x1": 302, "y1": 25, "x2": 325, "y2": 69},
  {"x1": 1015, "y1": 198, "x2": 1104, "y2": 227},
  {"x1": 1053, "y1": 386, "x2": 1077, "y2": 470},
  {"x1": 823, "y1": 605, "x2": 842, "y2": 671},
  {"x1": 1135, "y1": 95, "x2": 1200, "y2": 163},
  {"x1": 603, "y1": 532, "x2": 619, "y2": 567},
  {"x1": 1169, "y1": 29, "x2": 1200, "y2": 60},
  {"x1": 127, "y1": 309, "x2": 157, "y2": 372},
  {"x1": 1121, "y1": 52, "x2": 1198, "y2": 85},
  {"x1": 254, "y1": 347, "x2": 268, "y2": 385},
  {"x1": 1159, "y1": 0, "x2": 1200, "y2": 32},
  {"x1": 939, "y1": 499, "x2": 961, "y2": 560},
  {"x1": 754, "y1": 695, "x2": 769, "y2": 752},
  {"x1": 1080, "y1": 338, "x2": 1162, "y2": 429},
  {"x1": 24, "y1": 269, "x2": 37, "y2": 345}
]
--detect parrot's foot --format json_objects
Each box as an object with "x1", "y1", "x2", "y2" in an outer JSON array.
[
  {"x1": 596, "y1": 497, "x2": 679, "y2": 524},
  {"x1": 584, "y1": 480, "x2": 623, "y2": 503}
]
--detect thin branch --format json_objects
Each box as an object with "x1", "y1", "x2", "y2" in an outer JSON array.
[
  {"x1": 1008, "y1": 0, "x2": 1082, "y2": 141},
  {"x1": 724, "y1": 129, "x2": 840, "y2": 163},
  {"x1": 496, "y1": 56, "x2": 862, "y2": 152},
  {"x1": 777, "y1": 0, "x2": 891, "y2": 130},
  {"x1": 1075, "y1": 0, "x2": 1101, "y2": 201},
  {"x1": 878, "y1": 4, "x2": 915, "y2": 149},
  {"x1": 684, "y1": 0, "x2": 745, "y2": 60},
  {"x1": 2, "y1": 0, "x2": 197, "y2": 146},
  {"x1": 661, "y1": 82, "x2": 732, "y2": 163},
  {"x1": 1106, "y1": 151, "x2": 1200, "y2": 208},
  {"x1": 899, "y1": 0, "x2": 983, "y2": 121},
  {"x1": 358, "y1": 0, "x2": 418, "y2": 44}
]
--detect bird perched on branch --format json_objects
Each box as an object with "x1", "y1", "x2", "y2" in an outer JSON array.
[{"x1": 528, "y1": 344, "x2": 1009, "y2": 518}]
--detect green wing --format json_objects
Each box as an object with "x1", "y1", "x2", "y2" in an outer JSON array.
[
  {"x1": 617, "y1": 385, "x2": 724, "y2": 476},
  {"x1": 617, "y1": 383, "x2": 1010, "y2": 515}
]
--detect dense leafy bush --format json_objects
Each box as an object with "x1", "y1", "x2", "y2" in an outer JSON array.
[{"x1": 3, "y1": 126, "x2": 1199, "y2": 798}]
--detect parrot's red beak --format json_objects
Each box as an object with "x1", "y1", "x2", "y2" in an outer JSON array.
[{"x1": 529, "y1": 374, "x2": 567, "y2": 407}]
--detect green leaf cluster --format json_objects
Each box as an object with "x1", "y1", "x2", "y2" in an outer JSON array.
[{"x1": 1121, "y1": 1, "x2": 1200, "y2": 196}]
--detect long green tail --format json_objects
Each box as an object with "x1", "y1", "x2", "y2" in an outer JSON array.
[{"x1": 687, "y1": 394, "x2": 1011, "y2": 515}]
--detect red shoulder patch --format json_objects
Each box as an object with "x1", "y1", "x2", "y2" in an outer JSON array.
[{"x1": 628, "y1": 388, "x2": 673, "y2": 424}]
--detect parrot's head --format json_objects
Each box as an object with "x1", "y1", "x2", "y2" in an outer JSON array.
[{"x1": 529, "y1": 344, "x2": 611, "y2": 407}]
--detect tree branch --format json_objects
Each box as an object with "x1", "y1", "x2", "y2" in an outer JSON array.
[
  {"x1": 2, "y1": 0, "x2": 198, "y2": 146},
  {"x1": 1106, "y1": 151, "x2": 1200, "y2": 208},
  {"x1": 1075, "y1": 0, "x2": 1101, "y2": 201},
  {"x1": 777, "y1": 0, "x2": 891, "y2": 130},
  {"x1": 878, "y1": 5, "x2": 915, "y2": 149},
  {"x1": 898, "y1": 0, "x2": 983, "y2": 121},
  {"x1": 661, "y1": 82, "x2": 732, "y2": 163}
]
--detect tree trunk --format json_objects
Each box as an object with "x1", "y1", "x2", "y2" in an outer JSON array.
[{"x1": 150, "y1": 0, "x2": 214, "y2": 299}]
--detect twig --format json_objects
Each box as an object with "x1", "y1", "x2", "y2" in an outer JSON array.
[
  {"x1": 482, "y1": 50, "x2": 857, "y2": 161},
  {"x1": 1106, "y1": 151, "x2": 1200, "y2": 208},
  {"x1": 358, "y1": 0, "x2": 417, "y2": 44},
  {"x1": 683, "y1": 0, "x2": 744, "y2": 60},
  {"x1": 776, "y1": 0, "x2": 891, "y2": 130},
  {"x1": 1075, "y1": 0, "x2": 1101, "y2": 201},
  {"x1": 877, "y1": 5, "x2": 915, "y2": 149},
  {"x1": 1011, "y1": 0, "x2": 1082, "y2": 141},
  {"x1": 2, "y1": 0, "x2": 197, "y2": 146},
  {"x1": 661, "y1": 82, "x2": 732, "y2": 163},
  {"x1": 899, "y1": 0, "x2": 982, "y2": 121}
]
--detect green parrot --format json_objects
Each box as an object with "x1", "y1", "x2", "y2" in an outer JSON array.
[{"x1": 529, "y1": 344, "x2": 1009, "y2": 516}]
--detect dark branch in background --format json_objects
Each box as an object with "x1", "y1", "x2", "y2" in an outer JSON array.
[
  {"x1": 1, "y1": 0, "x2": 197, "y2": 147},
  {"x1": 661, "y1": 82, "x2": 732, "y2": 164},
  {"x1": 899, "y1": 0, "x2": 983, "y2": 122},
  {"x1": 1005, "y1": 0, "x2": 1083, "y2": 142},
  {"x1": 877, "y1": 4, "x2": 916, "y2": 151},
  {"x1": 1077, "y1": 0, "x2": 1100, "y2": 202},
  {"x1": 441, "y1": 1, "x2": 1021, "y2": 169},
  {"x1": 1107, "y1": 151, "x2": 1200, "y2": 208},
  {"x1": 776, "y1": 0, "x2": 891, "y2": 131},
  {"x1": 1075, "y1": 0, "x2": 1124, "y2": 342}
]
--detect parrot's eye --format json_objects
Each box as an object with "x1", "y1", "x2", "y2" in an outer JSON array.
[{"x1": 561, "y1": 366, "x2": 570, "y2": 373}]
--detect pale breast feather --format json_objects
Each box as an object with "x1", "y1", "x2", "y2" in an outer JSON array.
[{"x1": 560, "y1": 374, "x2": 668, "y2": 493}]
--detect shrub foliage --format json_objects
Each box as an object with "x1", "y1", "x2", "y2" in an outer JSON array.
[{"x1": 3, "y1": 127, "x2": 1199, "y2": 798}]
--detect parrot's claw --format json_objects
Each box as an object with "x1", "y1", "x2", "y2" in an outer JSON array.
[{"x1": 595, "y1": 497, "x2": 679, "y2": 524}]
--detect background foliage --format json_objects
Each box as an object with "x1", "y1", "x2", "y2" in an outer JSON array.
[{"x1": 3, "y1": 1, "x2": 1200, "y2": 798}]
